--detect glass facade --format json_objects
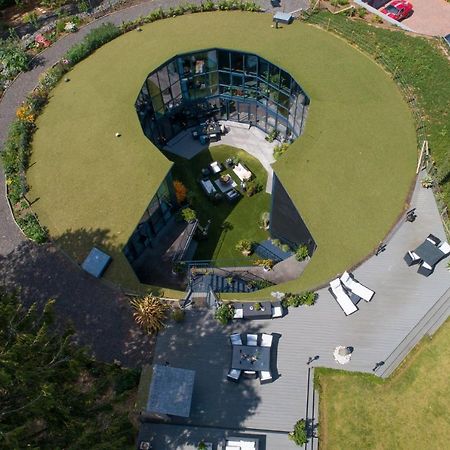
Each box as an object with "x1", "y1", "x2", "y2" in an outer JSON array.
[
  {"x1": 123, "y1": 173, "x2": 176, "y2": 263},
  {"x1": 135, "y1": 48, "x2": 309, "y2": 147}
]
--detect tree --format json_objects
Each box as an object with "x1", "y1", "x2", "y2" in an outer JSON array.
[
  {"x1": 130, "y1": 295, "x2": 169, "y2": 333},
  {"x1": 173, "y1": 180, "x2": 188, "y2": 204},
  {"x1": 0, "y1": 289, "x2": 137, "y2": 449}
]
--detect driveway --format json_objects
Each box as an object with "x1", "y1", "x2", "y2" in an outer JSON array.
[{"x1": 403, "y1": 0, "x2": 450, "y2": 36}]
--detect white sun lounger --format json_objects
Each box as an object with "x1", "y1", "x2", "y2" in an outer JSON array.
[
  {"x1": 329, "y1": 278, "x2": 358, "y2": 316},
  {"x1": 340, "y1": 271, "x2": 375, "y2": 302}
]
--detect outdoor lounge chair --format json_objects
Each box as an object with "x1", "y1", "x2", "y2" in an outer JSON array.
[
  {"x1": 260, "y1": 371, "x2": 273, "y2": 384},
  {"x1": 418, "y1": 262, "x2": 433, "y2": 277},
  {"x1": 404, "y1": 250, "x2": 421, "y2": 266},
  {"x1": 340, "y1": 271, "x2": 375, "y2": 302},
  {"x1": 227, "y1": 368, "x2": 241, "y2": 382},
  {"x1": 261, "y1": 333, "x2": 273, "y2": 347},
  {"x1": 426, "y1": 234, "x2": 441, "y2": 246},
  {"x1": 438, "y1": 241, "x2": 450, "y2": 257},
  {"x1": 271, "y1": 301, "x2": 283, "y2": 318},
  {"x1": 209, "y1": 161, "x2": 223, "y2": 174},
  {"x1": 246, "y1": 334, "x2": 258, "y2": 346},
  {"x1": 230, "y1": 333, "x2": 242, "y2": 346},
  {"x1": 329, "y1": 278, "x2": 358, "y2": 316},
  {"x1": 243, "y1": 370, "x2": 257, "y2": 379}
]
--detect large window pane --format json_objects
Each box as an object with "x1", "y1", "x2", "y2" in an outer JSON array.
[
  {"x1": 245, "y1": 54, "x2": 258, "y2": 74},
  {"x1": 218, "y1": 50, "x2": 230, "y2": 70},
  {"x1": 259, "y1": 59, "x2": 269, "y2": 81},
  {"x1": 231, "y1": 52, "x2": 244, "y2": 71}
]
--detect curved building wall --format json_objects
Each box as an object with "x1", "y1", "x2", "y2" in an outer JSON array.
[{"x1": 135, "y1": 48, "x2": 309, "y2": 147}]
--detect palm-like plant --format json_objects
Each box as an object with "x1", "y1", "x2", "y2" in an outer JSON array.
[{"x1": 130, "y1": 295, "x2": 169, "y2": 334}]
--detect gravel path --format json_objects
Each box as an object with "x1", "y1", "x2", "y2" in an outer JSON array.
[{"x1": 0, "y1": 0, "x2": 309, "y2": 365}]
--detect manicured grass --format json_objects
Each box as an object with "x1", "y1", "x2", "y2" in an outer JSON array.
[
  {"x1": 315, "y1": 318, "x2": 450, "y2": 449},
  {"x1": 27, "y1": 12, "x2": 417, "y2": 294},
  {"x1": 168, "y1": 145, "x2": 270, "y2": 262}
]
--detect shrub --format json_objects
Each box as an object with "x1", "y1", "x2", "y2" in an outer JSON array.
[
  {"x1": 172, "y1": 308, "x2": 185, "y2": 323},
  {"x1": 289, "y1": 419, "x2": 308, "y2": 446},
  {"x1": 181, "y1": 207, "x2": 197, "y2": 222},
  {"x1": 214, "y1": 304, "x2": 234, "y2": 325},
  {"x1": 259, "y1": 211, "x2": 270, "y2": 230},
  {"x1": 273, "y1": 142, "x2": 289, "y2": 159},
  {"x1": 173, "y1": 180, "x2": 188, "y2": 203},
  {"x1": 114, "y1": 368, "x2": 140, "y2": 395},
  {"x1": 235, "y1": 239, "x2": 253, "y2": 255},
  {"x1": 282, "y1": 291, "x2": 317, "y2": 307},
  {"x1": 295, "y1": 245, "x2": 309, "y2": 261},
  {"x1": 254, "y1": 258, "x2": 274, "y2": 270},
  {"x1": 245, "y1": 180, "x2": 263, "y2": 197},
  {"x1": 65, "y1": 23, "x2": 120, "y2": 64},
  {"x1": 130, "y1": 295, "x2": 169, "y2": 334},
  {"x1": 17, "y1": 213, "x2": 49, "y2": 243},
  {"x1": 356, "y1": 7, "x2": 367, "y2": 18},
  {"x1": 0, "y1": 38, "x2": 30, "y2": 79}
]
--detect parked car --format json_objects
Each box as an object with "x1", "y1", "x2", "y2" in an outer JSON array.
[{"x1": 380, "y1": 1, "x2": 413, "y2": 21}]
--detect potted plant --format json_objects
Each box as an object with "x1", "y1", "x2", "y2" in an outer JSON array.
[
  {"x1": 181, "y1": 207, "x2": 197, "y2": 223},
  {"x1": 214, "y1": 303, "x2": 235, "y2": 325},
  {"x1": 254, "y1": 301, "x2": 262, "y2": 311},
  {"x1": 235, "y1": 239, "x2": 253, "y2": 256},
  {"x1": 197, "y1": 440, "x2": 207, "y2": 450},
  {"x1": 421, "y1": 176, "x2": 433, "y2": 189},
  {"x1": 254, "y1": 258, "x2": 274, "y2": 271},
  {"x1": 295, "y1": 245, "x2": 309, "y2": 262},
  {"x1": 172, "y1": 261, "x2": 187, "y2": 276}
]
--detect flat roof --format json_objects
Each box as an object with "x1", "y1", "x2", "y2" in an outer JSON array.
[
  {"x1": 147, "y1": 364, "x2": 195, "y2": 417},
  {"x1": 28, "y1": 12, "x2": 417, "y2": 294}
]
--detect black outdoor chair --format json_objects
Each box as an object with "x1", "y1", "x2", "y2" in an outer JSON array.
[
  {"x1": 427, "y1": 234, "x2": 441, "y2": 246},
  {"x1": 417, "y1": 262, "x2": 433, "y2": 277},
  {"x1": 243, "y1": 370, "x2": 258, "y2": 379},
  {"x1": 404, "y1": 250, "x2": 421, "y2": 266}
]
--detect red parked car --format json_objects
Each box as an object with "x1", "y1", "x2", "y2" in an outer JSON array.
[{"x1": 381, "y1": 1, "x2": 413, "y2": 21}]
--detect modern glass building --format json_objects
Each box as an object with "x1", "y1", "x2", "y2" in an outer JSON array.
[
  {"x1": 123, "y1": 172, "x2": 177, "y2": 263},
  {"x1": 135, "y1": 48, "x2": 309, "y2": 147}
]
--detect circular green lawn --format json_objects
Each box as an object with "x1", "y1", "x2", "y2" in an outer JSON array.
[{"x1": 27, "y1": 12, "x2": 417, "y2": 296}]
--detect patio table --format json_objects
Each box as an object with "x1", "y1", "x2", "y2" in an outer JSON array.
[
  {"x1": 231, "y1": 345, "x2": 271, "y2": 371},
  {"x1": 414, "y1": 240, "x2": 443, "y2": 266},
  {"x1": 242, "y1": 301, "x2": 272, "y2": 319}
]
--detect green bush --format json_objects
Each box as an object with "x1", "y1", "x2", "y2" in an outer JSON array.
[
  {"x1": 65, "y1": 23, "x2": 120, "y2": 64},
  {"x1": 114, "y1": 368, "x2": 140, "y2": 395},
  {"x1": 172, "y1": 308, "x2": 185, "y2": 322},
  {"x1": 295, "y1": 244, "x2": 309, "y2": 261},
  {"x1": 214, "y1": 304, "x2": 234, "y2": 325},
  {"x1": 289, "y1": 419, "x2": 308, "y2": 446},
  {"x1": 17, "y1": 213, "x2": 48, "y2": 243},
  {"x1": 0, "y1": 38, "x2": 30, "y2": 79},
  {"x1": 181, "y1": 207, "x2": 197, "y2": 222},
  {"x1": 282, "y1": 291, "x2": 317, "y2": 307},
  {"x1": 273, "y1": 142, "x2": 290, "y2": 159}
]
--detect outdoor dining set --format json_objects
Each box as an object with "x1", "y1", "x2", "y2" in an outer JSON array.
[
  {"x1": 404, "y1": 234, "x2": 450, "y2": 276},
  {"x1": 227, "y1": 333, "x2": 274, "y2": 384},
  {"x1": 199, "y1": 159, "x2": 253, "y2": 203},
  {"x1": 192, "y1": 118, "x2": 226, "y2": 145}
]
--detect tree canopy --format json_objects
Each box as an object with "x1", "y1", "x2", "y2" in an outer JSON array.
[{"x1": 0, "y1": 289, "x2": 139, "y2": 449}]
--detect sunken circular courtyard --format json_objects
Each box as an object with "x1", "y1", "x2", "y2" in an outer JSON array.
[{"x1": 27, "y1": 12, "x2": 417, "y2": 296}]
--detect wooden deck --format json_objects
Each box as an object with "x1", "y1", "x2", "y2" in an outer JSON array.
[{"x1": 147, "y1": 172, "x2": 450, "y2": 448}]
